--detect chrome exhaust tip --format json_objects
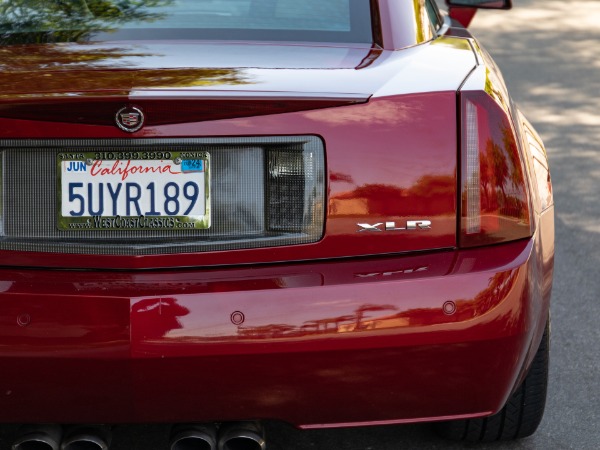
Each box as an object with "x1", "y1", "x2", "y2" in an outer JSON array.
[
  {"x1": 12, "y1": 424, "x2": 62, "y2": 450},
  {"x1": 170, "y1": 424, "x2": 218, "y2": 450},
  {"x1": 60, "y1": 425, "x2": 111, "y2": 450},
  {"x1": 218, "y1": 422, "x2": 265, "y2": 450}
]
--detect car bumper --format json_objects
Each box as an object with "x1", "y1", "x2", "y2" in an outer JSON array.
[{"x1": 0, "y1": 238, "x2": 549, "y2": 427}]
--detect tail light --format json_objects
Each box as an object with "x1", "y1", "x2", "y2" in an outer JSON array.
[
  {"x1": 267, "y1": 148, "x2": 315, "y2": 233},
  {"x1": 460, "y1": 91, "x2": 533, "y2": 248}
]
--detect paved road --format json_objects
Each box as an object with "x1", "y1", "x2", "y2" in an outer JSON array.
[{"x1": 2, "y1": 1, "x2": 597, "y2": 449}]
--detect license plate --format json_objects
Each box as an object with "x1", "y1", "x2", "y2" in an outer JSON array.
[{"x1": 57, "y1": 150, "x2": 210, "y2": 231}]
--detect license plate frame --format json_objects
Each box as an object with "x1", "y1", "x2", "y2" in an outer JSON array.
[{"x1": 57, "y1": 150, "x2": 211, "y2": 231}]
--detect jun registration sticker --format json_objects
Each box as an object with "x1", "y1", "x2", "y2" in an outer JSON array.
[{"x1": 57, "y1": 150, "x2": 210, "y2": 231}]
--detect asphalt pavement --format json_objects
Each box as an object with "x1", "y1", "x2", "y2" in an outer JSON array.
[{"x1": 2, "y1": 1, "x2": 598, "y2": 449}]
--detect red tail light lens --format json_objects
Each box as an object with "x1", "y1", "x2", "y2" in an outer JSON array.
[{"x1": 460, "y1": 91, "x2": 532, "y2": 248}]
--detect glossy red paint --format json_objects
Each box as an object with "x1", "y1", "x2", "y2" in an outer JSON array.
[
  {"x1": 446, "y1": 0, "x2": 513, "y2": 28},
  {"x1": 0, "y1": 93, "x2": 458, "y2": 269},
  {"x1": 0, "y1": 238, "x2": 549, "y2": 425},
  {"x1": 0, "y1": 0, "x2": 554, "y2": 433},
  {"x1": 0, "y1": 97, "x2": 368, "y2": 127},
  {"x1": 448, "y1": 7, "x2": 478, "y2": 28}
]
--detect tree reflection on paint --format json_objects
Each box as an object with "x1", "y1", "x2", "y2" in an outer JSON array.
[
  {"x1": 478, "y1": 121, "x2": 528, "y2": 221},
  {"x1": 237, "y1": 303, "x2": 397, "y2": 338},
  {"x1": 330, "y1": 174, "x2": 455, "y2": 217},
  {"x1": 233, "y1": 266, "x2": 521, "y2": 341},
  {"x1": 133, "y1": 297, "x2": 190, "y2": 341}
]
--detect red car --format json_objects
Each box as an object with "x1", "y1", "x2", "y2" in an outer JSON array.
[{"x1": 0, "y1": 0, "x2": 553, "y2": 449}]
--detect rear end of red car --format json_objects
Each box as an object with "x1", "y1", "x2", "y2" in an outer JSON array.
[{"x1": 0, "y1": 0, "x2": 553, "y2": 448}]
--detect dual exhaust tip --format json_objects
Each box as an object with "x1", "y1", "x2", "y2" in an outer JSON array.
[
  {"x1": 170, "y1": 422, "x2": 266, "y2": 450},
  {"x1": 12, "y1": 422, "x2": 266, "y2": 450},
  {"x1": 12, "y1": 424, "x2": 110, "y2": 450}
]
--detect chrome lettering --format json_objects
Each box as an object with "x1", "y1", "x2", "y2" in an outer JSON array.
[
  {"x1": 357, "y1": 223, "x2": 384, "y2": 232},
  {"x1": 355, "y1": 266, "x2": 429, "y2": 278},
  {"x1": 385, "y1": 222, "x2": 406, "y2": 231},
  {"x1": 407, "y1": 220, "x2": 432, "y2": 230},
  {"x1": 357, "y1": 220, "x2": 432, "y2": 232}
]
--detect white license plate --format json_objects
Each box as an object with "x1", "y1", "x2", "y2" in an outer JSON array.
[{"x1": 58, "y1": 150, "x2": 210, "y2": 231}]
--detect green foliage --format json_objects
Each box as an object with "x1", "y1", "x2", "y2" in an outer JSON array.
[{"x1": 0, "y1": 0, "x2": 173, "y2": 44}]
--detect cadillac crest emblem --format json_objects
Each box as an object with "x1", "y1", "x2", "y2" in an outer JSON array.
[{"x1": 115, "y1": 106, "x2": 145, "y2": 133}]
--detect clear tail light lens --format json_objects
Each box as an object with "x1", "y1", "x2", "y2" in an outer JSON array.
[
  {"x1": 267, "y1": 148, "x2": 315, "y2": 233},
  {"x1": 460, "y1": 91, "x2": 533, "y2": 248}
]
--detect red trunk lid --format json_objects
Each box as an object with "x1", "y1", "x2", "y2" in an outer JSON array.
[{"x1": 0, "y1": 40, "x2": 475, "y2": 268}]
